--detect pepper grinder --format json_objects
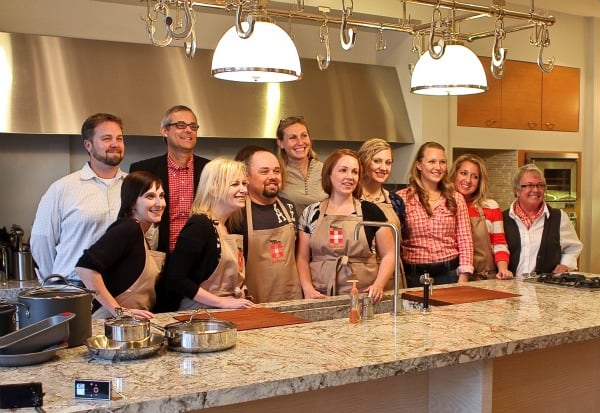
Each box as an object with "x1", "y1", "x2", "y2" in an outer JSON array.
[{"x1": 419, "y1": 272, "x2": 434, "y2": 314}]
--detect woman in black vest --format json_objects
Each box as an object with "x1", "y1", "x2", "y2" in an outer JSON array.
[{"x1": 502, "y1": 164, "x2": 582, "y2": 276}]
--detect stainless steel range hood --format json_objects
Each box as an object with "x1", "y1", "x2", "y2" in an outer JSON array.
[{"x1": 0, "y1": 31, "x2": 413, "y2": 143}]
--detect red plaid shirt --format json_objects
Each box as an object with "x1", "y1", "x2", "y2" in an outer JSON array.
[
  {"x1": 399, "y1": 188, "x2": 474, "y2": 275},
  {"x1": 167, "y1": 155, "x2": 195, "y2": 252}
]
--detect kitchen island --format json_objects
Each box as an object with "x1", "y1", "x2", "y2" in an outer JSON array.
[{"x1": 1, "y1": 278, "x2": 600, "y2": 412}]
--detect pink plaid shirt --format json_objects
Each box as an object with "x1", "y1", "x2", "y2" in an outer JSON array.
[
  {"x1": 399, "y1": 188, "x2": 474, "y2": 275},
  {"x1": 167, "y1": 155, "x2": 195, "y2": 252}
]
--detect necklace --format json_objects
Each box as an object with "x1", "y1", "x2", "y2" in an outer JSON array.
[
  {"x1": 428, "y1": 192, "x2": 441, "y2": 202},
  {"x1": 364, "y1": 189, "x2": 385, "y2": 203}
]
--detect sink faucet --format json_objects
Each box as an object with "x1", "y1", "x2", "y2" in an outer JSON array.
[{"x1": 353, "y1": 221, "x2": 402, "y2": 316}]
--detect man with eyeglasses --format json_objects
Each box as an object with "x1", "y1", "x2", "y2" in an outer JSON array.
[
  {"x1": 503, "y1": 163, "x2": 582, "y2": 276},
  {"x1": 130, "y1": 105, "x2": 209, "y2": 256}
]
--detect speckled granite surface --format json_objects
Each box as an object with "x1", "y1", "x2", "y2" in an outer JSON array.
[{"x1": 2, "y1": 278, "x2": 600, "y2": 412}]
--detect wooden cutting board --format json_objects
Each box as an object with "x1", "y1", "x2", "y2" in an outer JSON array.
[
  {"x1": 173, "y1": 307, "x2": 309, "y2": 331},
  {"x1": 401, "y1": 285, "x2": 520, "y2": 306}
]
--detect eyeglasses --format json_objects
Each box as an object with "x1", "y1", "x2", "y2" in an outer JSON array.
[
  {"x1": 520, "y1": 183, "x2": 546, "y2": 190},
  {"x1": 165, "y1": 121, "x2": 200, "y2": 131}
]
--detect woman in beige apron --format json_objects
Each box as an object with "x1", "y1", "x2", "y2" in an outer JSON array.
[
  {"x1": 76, "y1": 171, "x2": 167, "y2": 319},
  {"x1": 244, "y1": 198, "x2": 302, "y2": 303},
  {"x1": 164, "y1": 159, "x2": 254, "y2": 310},
  {"x1": 93, "y1": 245, "x2": 165, "y2": 319},
  {"x1": 296, "y1": 149, "x2": 395, "y2": 303},
  {"x1": 358, "y1": 139, "x2": 407, "y2": 289},
  {"x1": 449, "y1": 154, "x2": 513, "y2": 279},
  {"x1": 179, "y1": 222, "x2": 246, "y2": 310}
]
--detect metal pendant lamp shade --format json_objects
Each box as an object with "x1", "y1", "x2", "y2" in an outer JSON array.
[
  {"x1": 411, "y1": 43, "x2": 487, "y2": 95},
  {"x1": 211, "y1": 21, "x2": 302, "y2": 83}
]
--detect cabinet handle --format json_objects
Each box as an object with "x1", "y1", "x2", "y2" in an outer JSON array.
[
  {"x1": 545, "y1": 122, "x2": 555, "y2": 130},
  {"x1": 527, "y1": 121, "x2": 537, "y2": 129},
  {"x1": 485, "y1": 119, "x2": 496, "y2": 127}
]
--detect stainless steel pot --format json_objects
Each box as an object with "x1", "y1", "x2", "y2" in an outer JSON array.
[
  {"x1": 17, "y1": 275, "x2": 95, "y2": 347},
  {"x1": 104, "y1": 309, "x2": 151, "y2": 342},
  {"x1": 152, "y1": 311, "x2": 236, "y2": 353}
]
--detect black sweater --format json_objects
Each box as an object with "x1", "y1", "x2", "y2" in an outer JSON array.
[{"x1": 76, "y1": 218, "x2": 145, "y2": 311}]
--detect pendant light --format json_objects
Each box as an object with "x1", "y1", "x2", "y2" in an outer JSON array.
[
  {"x1": 211, "y1": 1, "x2": 301, "y2": 83},
  {"x1": 411, "y1": 41, "x2": 487, "y2": 96}
]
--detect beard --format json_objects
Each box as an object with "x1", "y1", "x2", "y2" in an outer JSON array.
[
  {"x1": 92, "y1": 149, "x2": 123, "y2": 166},
  {"x1": 262, "y1": 183, "x2": 279, "y2": 198}
]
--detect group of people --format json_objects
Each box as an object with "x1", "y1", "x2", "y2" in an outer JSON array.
[{"x1": 29, "y1": 107, "x2": 583, "y2": 320}]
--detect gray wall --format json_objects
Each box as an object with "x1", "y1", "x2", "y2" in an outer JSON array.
[{"x1": 0, "y1": 134, "x2": 409, "y2": 239}]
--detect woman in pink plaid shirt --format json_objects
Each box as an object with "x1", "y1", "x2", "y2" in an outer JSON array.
[{"x1": 398, "y1": 142, "x2": 474, "y2": 287}]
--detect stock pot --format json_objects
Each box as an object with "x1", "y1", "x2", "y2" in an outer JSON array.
[{"x1": 17, "y1": 275, "x2": 94, "y2": 347}]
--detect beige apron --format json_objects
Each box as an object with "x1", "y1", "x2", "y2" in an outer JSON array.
[
  {"x1": 371, "y1": 191, "x2": 407, "y2": 289},
  {"x1": 179, "y1": 223, "x2": 246, "y2": 310},
  {"x1": 309, "y1": 199, "x2": 380, "y2": 296},
  {"x1": 92, "y1": 242, "x2": 166, "y2": 319},
  {"x1": 245, "y1": 198, "x2": 302, "y2": 303},
  {"x1": 470, "y1": 205, "x2": 496, "y2": 280}
]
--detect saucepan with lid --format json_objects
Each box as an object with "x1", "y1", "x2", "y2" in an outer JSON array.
[
  {"x1": 104, "y1": 308, "x2": 151, "y2": 343},
  {"x1": 151, "y1": 309, "x2": 237, "y2": 353}
]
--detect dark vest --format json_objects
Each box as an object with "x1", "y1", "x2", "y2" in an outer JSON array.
[{"x1": 503, "y1": 205, "x2": 562, "y2": 274}]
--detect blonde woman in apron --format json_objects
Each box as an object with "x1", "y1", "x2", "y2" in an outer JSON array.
[
  {"x1": 449, "y1": 154, "x2": 513, "y2": 279},
  {"x1": 358, "y1": 138, "x2": 407, "y2": 289},
  {"x1": 296, "y1": 149, "x2": 395, "y2": 303},
  {"x1": 76, "y1": 171, "x2": 167, "y2": 319},
  {"x1": 164, "y1": 159, "x2": 254, "y2": 310}
]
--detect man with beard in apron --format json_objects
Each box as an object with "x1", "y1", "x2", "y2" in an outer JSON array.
[
  {"x1": 234, "y1": 146, "x2": 302, "y2": 303},
  {"x1": 296, "y1": 150, "x2": 395, "y2": 303},
  {"x1": 76, "y1": 171, "x2": 167, "y2": 319},
  {"x1": 163, "y1": 159, "x2": 254, "y2": 310}
]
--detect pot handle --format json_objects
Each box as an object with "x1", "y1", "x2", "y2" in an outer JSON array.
[
  {"x1": 149, "y1": 322, "x2": 172, "y2": 338},
  {"x1": 41, "y1": 274, "x2": 97, "y2": 296},
  {"x1": 0, "y1": 298, "x2": 30, "y2": 319}
]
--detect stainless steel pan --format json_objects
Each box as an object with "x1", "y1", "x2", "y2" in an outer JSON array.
[{"x1": 152, "y1": 310, "x2": 236, "y2": 353}]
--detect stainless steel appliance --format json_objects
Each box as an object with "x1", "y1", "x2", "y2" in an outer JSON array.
[
  {"x1": 522, "y1": 273, "x2": 600, "y2": 292},
  {"x1": 525, "y1": 152, "x2": 579, "y2": 229}
]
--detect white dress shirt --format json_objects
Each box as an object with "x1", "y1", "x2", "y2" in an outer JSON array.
[
  {"x1": 508, "y1": 201, "x2": 583, "y2": 275},
  {"x1": 30, "y1": 162, "x2": 126, "y2": 283}
]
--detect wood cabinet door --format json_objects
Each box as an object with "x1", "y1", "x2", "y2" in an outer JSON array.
[
  {"x1": 542, "y1": 66, "x2": 580, "y2": 132},
  {"x1": 501, "y1": 60, "x2": 542, "y2": 130},
  {"x1": 457, "y1": 57, "x2": 502, "y2": 128}
]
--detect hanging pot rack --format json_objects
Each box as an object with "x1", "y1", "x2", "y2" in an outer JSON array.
[{"x1": 143, "y1": 0, "x2": 556, "y2": 76}]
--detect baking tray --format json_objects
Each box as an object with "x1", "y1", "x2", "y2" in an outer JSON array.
[
  {"x1": 86, "y1": 333, "x2": 167, "y2": 361},
  {"x1": 0, "y1": 341, "x2": 68, "y2": 367},
  {"x1": 0, "y1": 313, "x2": 74, "y2": 355}
]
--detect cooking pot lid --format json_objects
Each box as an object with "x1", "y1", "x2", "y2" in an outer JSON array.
[
  {"x1": 105, "y1": 316, "x2": 146, "y2": 327},
  {"x1": 0, "y1": 303, "x2": 16, "y2": 312},
  {"x1": 19, "y1": 287, "x2": 92, "y2": 299}
]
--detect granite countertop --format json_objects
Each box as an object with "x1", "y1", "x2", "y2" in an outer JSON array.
[
  {"x1": 2, "y1": 278, "x2": 600, "y2": 412},
  {"x1": 0, "y1": 279, "x2": 39, "y2": 300}
]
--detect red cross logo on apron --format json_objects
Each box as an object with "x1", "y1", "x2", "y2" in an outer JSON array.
[
  {"x1": 269, "y1": 240, "x2": 284, "y2": 259},
  {"x1": 329, "y1": 226, "x2": 345, "y2": 249},
  {"x1": 237, "y1": 249, "x2": 244, "y2": 270}
]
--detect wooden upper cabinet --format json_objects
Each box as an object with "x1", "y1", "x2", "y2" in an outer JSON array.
[
  {"x1": 457, "y1": 59, "x2": 580, "y2": 132},
  {"x1": 501, "y1": 60, "x2": 542, "y2": 130},
  {"x1": 457, "y1": 57, "x2": 502, "y2": 128},
  {"x1": 542, "y1": 66, "x2": 580, "y2": 132}
]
